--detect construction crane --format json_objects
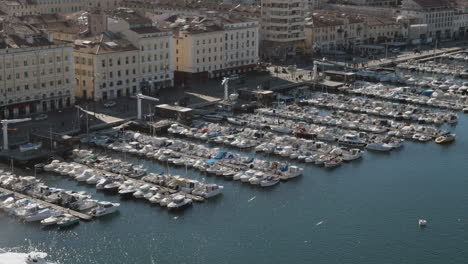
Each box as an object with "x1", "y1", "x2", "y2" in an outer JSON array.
[
  {"x1": 137, "y1": 94, "x2": 159, "y2": 120},
  {"x1": 1, "y1": 118, "x2": 31, "y2": 151}
]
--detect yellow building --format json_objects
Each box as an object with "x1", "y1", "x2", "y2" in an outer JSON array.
[
  {"x1": 165, "y1": 14, "x2": 259, "y2": 84},
  {"x1": 74, "y1": 34, "x2": 140, "y2": 101},
  {"x1": 0, "y1": 22, "x2": 75, "y2": 118}
]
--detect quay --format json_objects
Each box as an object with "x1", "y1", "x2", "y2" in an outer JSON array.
[{"x1": 0, "y1": 186, "x2": 93, "y2": 221}]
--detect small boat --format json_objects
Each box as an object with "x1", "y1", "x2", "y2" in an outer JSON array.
[
  {"x1": 324, "y1": 158, "x2": 342, "y2": 168},
  {"x1": 89, "y1": 201, "x2": 120, "y2": 217},
  {"x1": 57, "y1": 214, "x2": 79, "y2": 228},
  {"x1": 19, "y1": 142, "x2": 42, "y2": 152},
  {"x1": 435, "y1": 132, "x2": 456, "y2": 144},
  {"x1": 366, "y1": 142, "x2": 393, "y2": 152},
  {"x1": 260, "y1": 176, "x2": 279, "y2": 187},
  {"x1": 24, "y1": 208, "x2": 54, "y2": 222},
  {"x1": 418, "y1": 219, "x2": 427, "y2": 227},
  {"x1": 167, "y1": 195, "x2": 192, "y2": 210}
]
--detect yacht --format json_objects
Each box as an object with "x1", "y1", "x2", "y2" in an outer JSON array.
[
  {"x1": 167, "y1": 195, "x2": 192, "y2": 210},
  {"x1": 338, "y1": 134, "x2": 366, "y2": 148}
]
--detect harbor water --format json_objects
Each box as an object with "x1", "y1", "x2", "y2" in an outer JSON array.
[{"x1": 1, "y1": 116, "x2": 468, "y2": 263}]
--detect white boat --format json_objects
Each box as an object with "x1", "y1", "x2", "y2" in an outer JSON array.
[
  {"x1": 40, "y1": 215, "x2": 63, "y2": 226},
  {"x1": 192, "y1": 184, "x2": 224, "y2": 198},
  {"x1": 24, "y1": 208, "x2": 54, "y2": 222},
  {"x1": 260, "y1": 176, "x2": 279, "y2": 187},
  {"x1": 419, "y1": 219, "x2": 427, "y2": 227},
  {"x1": 338, "y1": 134, "x2": 366, "y2": 147},
  {"x1": 167, "y1": 195, "x2": 192, "y2": 210},
  {"x1": 0, "y1": 249, "x2": 56, "y2": 264},
  {"x1": 366, "y1": 142, "x2": 393, "y2": 152},
  {"x1": 341, "y1": 149, "x2": 363, "y2": 161},
  {"x1": 75, "y1": 169, "x2": 94, "y2": 182},
  {"x1": 248, "y1": 172, "x2": 264, "y2": 185},
  {"x1": 89, "y1": 201, "x2": 120, "y2": 217}
]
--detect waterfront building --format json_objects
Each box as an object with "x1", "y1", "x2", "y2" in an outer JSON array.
[
  {"x1": 401, "y1": 0, "x2": 455, "y2": 40},
  {"x1": 108, "y1": 8, "x2": 174, "y2": 95},
  {"x1": 73, "y1": 34, "x2": 139, "y2": 101},
  {"x1": 0, "y1": 22, "x2": 74, "y2": 118},
  {"x1": 164, "y1": 13, "x2": 259, "y2": 84}
]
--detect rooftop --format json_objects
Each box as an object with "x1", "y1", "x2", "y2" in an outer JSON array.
[{"x1": 74, "y1": 32, "x2": 138, "y2": 55}]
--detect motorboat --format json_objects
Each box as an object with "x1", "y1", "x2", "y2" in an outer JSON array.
[
  {"x1": 248, "y1": 172, "x2": 264, "y2": 185},
  {"x1": 338, "y1": 134, "x2": 366, "y2": 148},
  {"x1": 89, "y1": 201, "x2": 120, "y2": 217},
  {"x1": 341, "y1": 148, "x2": 363, "y2": 161},
  {"x1": 191, "y1": 184, "x2": 224, "y2": 198},
  {"x1": 24, "y1": 208, "x2": 54, "y2": 222},
  {"x1": 366, "y1": 142, "x2": 393, "y2": 152},
  {"x1": 0, "y1": 249, "x2": 56, "y2": 264},
  {"x1": 57, "y1": 214, "x2": 79, "y2": 228},
  {"x1": 418, "y1": 219, "x2": 427, "y2": 227},
  {"x1": 260, "y1": 176, "x2": 279, "y2": 187},
  {"x1": 41, "y1": 214, "x2": 65, "y2": 227},
  {"x1": 435, "y1": 132, "x2": 456, "y2": 144},
  {"x1": 167, "y1": 195, "x2": 192, "y2": 210},
  {"x1": 324, "y1": 158, "x2": 342, "y2": 168}
]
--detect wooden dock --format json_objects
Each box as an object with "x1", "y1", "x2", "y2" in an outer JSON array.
[
  {"x1": 68, "y1": 162, "x2": 205, "y2": 203},
  {"x1": 0, "y1": 186, "x2": 93, "y2": 221}
]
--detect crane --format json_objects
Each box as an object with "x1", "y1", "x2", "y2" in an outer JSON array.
[
  {"x1": 1, "y1": 118, "x2": 31, "y2": 151},
  {"x1": 136, "y1": 93, "x2": 159, "y2": 120}
]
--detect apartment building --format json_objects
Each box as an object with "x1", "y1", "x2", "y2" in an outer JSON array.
[
  {"x1": 260, "y1": 0, "x2": 306, "y2": 59},
  {"x1": 165, "y1": 14, "x2": 259, "y2": 84},
  {"x1": 305, "y1": 11, "x2": 406, "y2": 54},
  {"x1": 74, "y1": 34, "x2": 139, "y2": 101},
  {"x1": 0, "y1": 22, "x2": 75, "y2": 118},
  {"x1": 305, "y1": 12, "x2": 366, "y2": 54},
  {"x1": 108, "y1": 8, "x2": 174, "y2": 94},
  {"x1": 0, "y1": 0, "x2": 87, "y2": 16},
  {"x1": 401, "y1": 0, "x2": 455, "y2": 40}
]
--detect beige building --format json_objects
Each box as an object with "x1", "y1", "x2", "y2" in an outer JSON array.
[
  {"x1": 74, "y1": 34, "x2": 140, "y2": 101},
  {"x1": 108, "y1": 8, "x2": 174, "y2": 94},
  {"x1": 0, "y1": 0, "x2": 87, "y2": 16},
  {"x1": 0, "y1": 22, "x2": 75, "y2": 118},
  {"x1": 402, "y1": 0, "x2": 455, "y2": 40},
  {"x1": 165, "y1": 14, "x2": 259, "y2": 83},
  {"x1": 305, "y1": 12, "x2": 366, "y2": 54},
  {"x1": 305, "y1": 11, "x2": 406, "y2": 55}
]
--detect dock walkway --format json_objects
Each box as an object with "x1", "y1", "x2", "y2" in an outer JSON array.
[
  {"x1": 69, "y1": 162, "x2": 205, "y2": 202},
  {"x1": 0, "y1": 186, "x2": 93, "y2": 220}
]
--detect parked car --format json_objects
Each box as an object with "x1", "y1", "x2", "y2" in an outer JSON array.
[
  {"x1": 104, "y1": 101, "x2": 116, "y2": 108},
  {"x1": 34, "y1": 114, "x2": 48, "y2": 121},
  {"x1": 390, "y1": 48, "x2": 400, "y2": 53}
]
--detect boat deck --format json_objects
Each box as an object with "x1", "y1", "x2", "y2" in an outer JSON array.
[{"x1": 0, "y1": 186, "x2": 93, "y2": 221}]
